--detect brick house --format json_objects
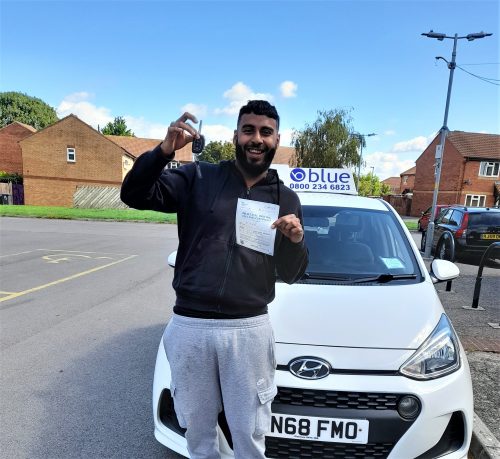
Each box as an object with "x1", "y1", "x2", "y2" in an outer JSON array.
[
  {"x1": 381, "y1": 177, "x2": 400, "y2": 195},
  {"x1": 400, "y1": 166, "x2": 416, "y2": 194},
  {"x1": 20, "y1": 115, "x2": 136, "y2": 207},
  {"x1": 0, "y1": 121, "x2": 36, "y2": 174},
  {"x1": 18, "y1": 114, "x2": 297, "y2": 207},
  {"x1": 412, "y1": 131, "x2": 500, "y2": 216}
]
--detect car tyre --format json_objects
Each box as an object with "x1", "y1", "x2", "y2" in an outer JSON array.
[{"x1": 436, "y1": 238, "x2": 455, "y2": 262}]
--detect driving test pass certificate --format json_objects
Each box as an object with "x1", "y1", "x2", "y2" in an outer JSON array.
[{"x1": 236, "y1": 198, "x2": 280, "y2": 256}]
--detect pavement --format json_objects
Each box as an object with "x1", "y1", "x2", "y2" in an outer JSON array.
[{"x1": 416, "y1": 233, "x2": 500, "y2": 459}]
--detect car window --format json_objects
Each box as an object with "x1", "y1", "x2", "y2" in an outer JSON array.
[
  {"x1": 438, "y1": 209, "x2": 453, "y2": 224},
  {"x1": 468, "y1": 212, "x2": 500, "y2": 229},
  {"x1": 303, "y1": 206, "x2": 420, "y2": 279},
  {"x1": 449, "y1": 210, "x2": 462, "y2": 226}
]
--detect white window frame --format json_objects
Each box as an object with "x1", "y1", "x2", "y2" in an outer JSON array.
[
  {"x1": 166, "y1": 161, "x2": 179, "y2": 169},
  {"x1": 479, "y1": 161, "x2": 499, "y2": 177},
  {"x1": 67, "y1": 147, "x2": 76, "y2": 163},
  {"x1": 465, "y1": 194, "x2": 486, "y2": 207}
]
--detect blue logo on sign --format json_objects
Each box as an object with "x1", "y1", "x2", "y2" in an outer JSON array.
[{"x1": 290, "y1": 168, "x2": 306, "y2": 182}]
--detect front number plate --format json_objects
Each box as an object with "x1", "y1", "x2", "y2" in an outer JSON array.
[{"x1": 270, "y1": 414, "x2": 369, "y2": 444}]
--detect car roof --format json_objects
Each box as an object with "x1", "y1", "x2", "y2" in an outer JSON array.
[
  {"x1": 450, "y1": 206, "x2": 500, "y2": 213},
  {"x1": 297, "y1": 192, "x2": 390, "y2": 211}
]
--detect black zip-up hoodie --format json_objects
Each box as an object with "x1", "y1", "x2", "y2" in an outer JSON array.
[{"x1": 121, "y1": 145, "x2": 309, "y2": 318}]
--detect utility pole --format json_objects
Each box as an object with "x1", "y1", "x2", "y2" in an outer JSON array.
[
  {"x1": 354, "y1": 132, "x2": 376, "y2": 188},
  {"x1": 370, "y1": 166, "x2": 375, "y2": 196},
  {"x1": 421, "y1": 30, "x2": 492, "y2": 258}
]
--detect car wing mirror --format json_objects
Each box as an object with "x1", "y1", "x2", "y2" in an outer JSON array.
[
  {"x1": 168, "y1": 250, "x2": 177, "y2": 268},
  {"x1": 429, "y1": 259, "x2": 459, "y2": 284}
]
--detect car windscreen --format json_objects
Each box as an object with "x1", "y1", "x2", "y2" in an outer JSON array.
[
  {"x1": 467, "y1": 212, "x2": 500, "y2": 229},
  {"x1": 303, "y1": 205, "x2": 420, "y2": 280}
]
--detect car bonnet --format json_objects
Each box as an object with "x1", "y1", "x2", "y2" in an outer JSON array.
[{"x1": 268, "y1": 281, "x2": 443, "y2": 350}]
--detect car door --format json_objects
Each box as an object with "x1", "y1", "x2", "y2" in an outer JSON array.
[{"x1": 433, "y1": 208, "x2": 454, "y2": 250}]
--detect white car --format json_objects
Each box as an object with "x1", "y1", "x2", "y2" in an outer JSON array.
[{"x1": 152, "y1": 170, "x2": 473, "y2": 459}]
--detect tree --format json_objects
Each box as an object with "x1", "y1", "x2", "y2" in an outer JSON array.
[
  {"x1": 356, "y1": 173, "x2": 392, "y2": 197},
  {"x1": 101, "y1": 116, "x2": 134, "y2": 136},
  {"x1": 198, "y1": 140, "x2": 235, "y2": 163},
  {"x1": 0, "y1": 91, "x2": 58, "y2": 130},
  {"x1": 291, "y1": 109, "x2": 361, "y2": 168}
]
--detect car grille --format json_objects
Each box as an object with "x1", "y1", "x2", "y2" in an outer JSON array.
[
  {"x1": 274, "y1": 387, "x2": 400, "y2": 410},
  {"x1": 265, "y1": 437, "x2": 394, "y2": 458}
]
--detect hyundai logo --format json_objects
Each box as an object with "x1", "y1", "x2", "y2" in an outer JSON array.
[{"x1": 289, "y1": 357, "x2": 331, "y2": 380}]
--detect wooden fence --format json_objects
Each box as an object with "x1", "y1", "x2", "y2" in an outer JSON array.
[{"x1": 73, "y1": 186, "x2": 128, "y2": 209}]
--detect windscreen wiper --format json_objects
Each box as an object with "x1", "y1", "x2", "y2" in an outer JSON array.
[
  {"x1": 350, "y1": 273, "x2": 417, "y2": 284},
  {"x1": 302, "y1": 272, "x2": 353, "y2": 281}
]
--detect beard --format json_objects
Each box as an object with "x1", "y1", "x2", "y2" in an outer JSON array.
[{"x1": 235, "y1": 141, "x2": 277, "y2": 178}]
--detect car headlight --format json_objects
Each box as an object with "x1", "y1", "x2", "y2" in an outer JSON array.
[{"x1": 400, "y1": 314, "x2": 460, "y2": 380}]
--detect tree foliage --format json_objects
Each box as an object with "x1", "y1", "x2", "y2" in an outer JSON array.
[
  {"x1": 0, "y1": 91, "x2": 58, "y2": 130},
  {"x1": 291, "y1": 109, "x2": 361, "y2": 168},
  {"x1": 198, "y1": 140, "x2": 235, "y2": 163},
  {"x1": 357, "y1": 173, "x2": 392, "y2": 197},
  {"x1": 101, "y1": 116, "x2": 134, "y2": 136}
]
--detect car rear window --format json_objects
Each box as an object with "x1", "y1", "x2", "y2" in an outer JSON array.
[
  {"x1": 303, "y1": 205, "x2": 420, "y2": 279},
  {"x1": 468, "y1": 212, "x2": 500, "y2": 228}
]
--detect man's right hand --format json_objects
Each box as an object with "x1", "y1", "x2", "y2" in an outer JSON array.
[{"x1": 160, "y1": 112, "x2": 200, "y2": 157}]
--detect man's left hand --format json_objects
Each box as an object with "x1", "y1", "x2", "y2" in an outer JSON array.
[{"x1": 272, "y1": 214, "x2": 304, "y2": 244}]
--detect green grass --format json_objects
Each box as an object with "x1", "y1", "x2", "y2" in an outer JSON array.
[
  {"x1": 0, "y1": 205, "x2": 177, "y2": 223},
  {"x1": 404, "y1": 220, "x2": 418, "y2": 231},
  {"x1": 1, "y1": 205, "x2": 418, "y2": 230}
]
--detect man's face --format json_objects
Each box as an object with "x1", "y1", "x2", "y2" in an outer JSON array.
[{"x1": 233, "y1": 113, "x2": 280, "y2": 177}]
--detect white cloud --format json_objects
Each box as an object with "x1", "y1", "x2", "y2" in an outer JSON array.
[
  {"x1": 384, "y1": 130, "x2": 396, "y2": 136},
  {"x1": 57, "y1": 92, "x2": 113, "y2": 128},
  {"x1": 180, "y1": 103, "x2": 208, "y2": 119},
  {"x1": 124, "y1": 116, "x2": 169, "y2": 139},
  {"x1": 214, "y1": 82, "x2": 274, "y2": 116},
  {"x1": 280, "y1": 81, "x2": 298, "y2": 98},
  {"x1": 203, "y1": 124, "x2": 235, "y2": 143},
  {"x1": 393, "y1": 135, "x2": 431, "y2": 152},
  {"x1": 279, "y1": 128, "x2": 293, "y2": 147},
  {"x1": 364, "y1": 152, "x2": 415, "y2": 179}
]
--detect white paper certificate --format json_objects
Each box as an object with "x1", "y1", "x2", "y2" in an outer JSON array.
[{"x1": 236, "y1": 198, "x2": 280, "y2": 256}]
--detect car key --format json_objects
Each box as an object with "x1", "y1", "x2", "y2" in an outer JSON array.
[{"x1": 192, "y1": 120, "x2": 205, "y2": 178}]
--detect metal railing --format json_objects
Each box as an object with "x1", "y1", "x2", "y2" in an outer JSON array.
[{"x1": 472, "y1": 242, "x2": 500, "y2": 309}]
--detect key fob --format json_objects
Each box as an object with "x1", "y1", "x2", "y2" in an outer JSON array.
[{"x1": 192, "y1": 135, "x2": 205, "y2": 154}]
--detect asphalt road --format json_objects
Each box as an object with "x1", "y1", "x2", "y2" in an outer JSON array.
[{"x1": 1, "y1": 218, "x2": 498, "y2": 458}]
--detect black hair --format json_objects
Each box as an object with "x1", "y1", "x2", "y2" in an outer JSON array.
[{"x1": 237, "y1": 100, "x2": 280, "y2": 130}]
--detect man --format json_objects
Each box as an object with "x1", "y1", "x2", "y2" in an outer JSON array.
[{"x1": 121, "y1": 100, "x2": 308, "y2": 459}]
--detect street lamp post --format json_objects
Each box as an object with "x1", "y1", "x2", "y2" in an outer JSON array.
[
  {"x1": 421, "y1": 30, "x2": 492, "y2": 258},
  {"x1": 354, "y1": 132, "x2": 376, "y2": 188},
  {"x1": 370, "y1": 166, "x2": 375, "y2": 196}
]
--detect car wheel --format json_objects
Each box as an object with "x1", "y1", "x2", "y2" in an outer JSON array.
[
  {"x1": 436, "y1": 241, "x2": 448, "y2": 260},
  {"x1": 420, "y1": 232, "x2": 426, "y2": 252}
]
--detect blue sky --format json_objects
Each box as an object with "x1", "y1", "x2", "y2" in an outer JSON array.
[{"x1": 1, "y1": 0, "x2": 499, "y2": 180}]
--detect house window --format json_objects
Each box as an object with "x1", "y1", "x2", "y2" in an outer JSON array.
[
  {"x1": 465, "y1": 194, "x2": 486, "y2": 207},
  {"x1": 402, "y1": 176, "x2": 408, "y2": 184},
  {"x1": 67, "y1": 147, "x2": 76, "y2": 162},
  {"x1": 479, "y1": 161, "x2": 499, "y2": 177},
  {"x1": 166, "y1": 161, "x2": 179, "y2": 169}
]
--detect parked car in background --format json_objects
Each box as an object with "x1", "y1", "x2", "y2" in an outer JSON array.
[
  {"x1": 429, "y1": 205, "x2": 500, "y2": 261},
  {"x1": 419, "y1": 204, "x2": 451, "y2": 251},
  {"x1": 418, "y1": 204, "x2": 451, "y2": 233},
  {"x1": 153, "y1": 169, "x2": 473, "y2": 459}
]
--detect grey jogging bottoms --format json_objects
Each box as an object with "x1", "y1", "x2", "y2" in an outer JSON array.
[{"x1": 162, "y1": 313, "x2": 277, "y2": 459}]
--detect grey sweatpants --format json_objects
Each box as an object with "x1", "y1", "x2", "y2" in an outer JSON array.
[{"x1": 162, "y1": 313, "x2": 277, "y2": 459}]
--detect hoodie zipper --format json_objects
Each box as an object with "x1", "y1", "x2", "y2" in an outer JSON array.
[{"x1": 216, "y1": 186, "x2": 252, "y2": 310}]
